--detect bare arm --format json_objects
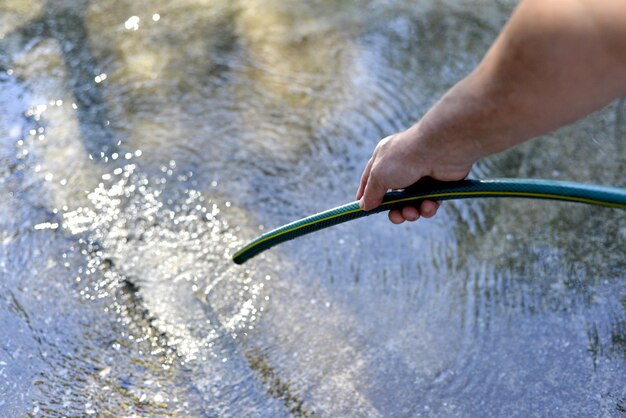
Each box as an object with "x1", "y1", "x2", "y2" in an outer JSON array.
[{"x1": 357, "y1": 0, "x2": 626, "y2": 223}]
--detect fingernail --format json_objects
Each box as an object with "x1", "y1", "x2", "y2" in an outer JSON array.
[{"x1": 359, "y1": 198, "x2": 365, "y2": 210}]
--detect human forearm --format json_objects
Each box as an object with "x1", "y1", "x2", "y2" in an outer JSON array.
[{"x1": 422, "y1": 0, "x2": 626, "y2": 159}]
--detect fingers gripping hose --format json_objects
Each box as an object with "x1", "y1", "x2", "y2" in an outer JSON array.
[{"x1": 232, "y1": 178, "x2": 626, "y2": 264}]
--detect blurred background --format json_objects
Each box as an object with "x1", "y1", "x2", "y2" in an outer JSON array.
[{"x1": 0, "y1": 0, "x2": 624, "y2": 416}]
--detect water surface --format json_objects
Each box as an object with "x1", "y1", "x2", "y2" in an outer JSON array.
[{"x1": 0, "y1": 0, "x2": 624, "y2": 416}]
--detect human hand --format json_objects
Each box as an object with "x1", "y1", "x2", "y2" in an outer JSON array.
[{"x1": 356, "y1": 123, "x2": 474, "y2": 224}]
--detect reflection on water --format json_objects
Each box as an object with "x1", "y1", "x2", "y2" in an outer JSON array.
[{"x1": 1, "y1": 0, "x2": 624, "y2": 416}]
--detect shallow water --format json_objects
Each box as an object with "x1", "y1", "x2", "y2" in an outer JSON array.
[{"x1": 0, "y1": 0, "x2": 625, "y2": 416}]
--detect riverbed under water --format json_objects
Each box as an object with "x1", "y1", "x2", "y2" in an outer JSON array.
[{"x1": 0, "y1": 0, "x2": 625, "y2": 416}]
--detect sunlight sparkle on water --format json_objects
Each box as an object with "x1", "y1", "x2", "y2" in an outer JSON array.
[
  {"x1": 94, "y1": 73, "x2": 107, "y2": 83},
  {"x1": 124, "y1": 16, "x2": 140, "y2": 31},
  {"x1": 59, "y1": 162, "x2": 266, "y2": 366}
]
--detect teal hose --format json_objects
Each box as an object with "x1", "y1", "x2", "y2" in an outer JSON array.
[{"x1": 232, "y1": 178, "x2": 626, "y2": 264}]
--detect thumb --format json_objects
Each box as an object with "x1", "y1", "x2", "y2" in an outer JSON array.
[{"x1": 359, "y1": 173, "x2": 387, "y2": 211}]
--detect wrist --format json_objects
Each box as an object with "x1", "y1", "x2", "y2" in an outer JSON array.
[
  {"x1": 416, "y1": 69, "x2": 522, "y2": 162},
  {"x1": 411, "y1": 91, "x2": 489, "y2": 167}
]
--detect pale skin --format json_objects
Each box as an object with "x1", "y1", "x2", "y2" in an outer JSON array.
[{"x1": 357, "y1": 0, "x2": 626, "y2": 224}]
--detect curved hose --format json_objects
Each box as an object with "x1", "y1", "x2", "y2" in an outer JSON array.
[{"x1": 232, "y1": 178, "x2": 626, "y2": 264}]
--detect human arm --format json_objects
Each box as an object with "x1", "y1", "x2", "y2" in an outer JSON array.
[{"x1": 357, "y1": 0, "x2": 626, "y2": 223}]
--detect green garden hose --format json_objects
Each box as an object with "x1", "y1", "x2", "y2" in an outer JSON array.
[{"x1": 232, "y1": 178, "x2": 626, "y2": 264}]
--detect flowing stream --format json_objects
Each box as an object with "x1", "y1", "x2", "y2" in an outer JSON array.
[{"x1": 0, "y1": 0, "x2": 625, "y2": 416}]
